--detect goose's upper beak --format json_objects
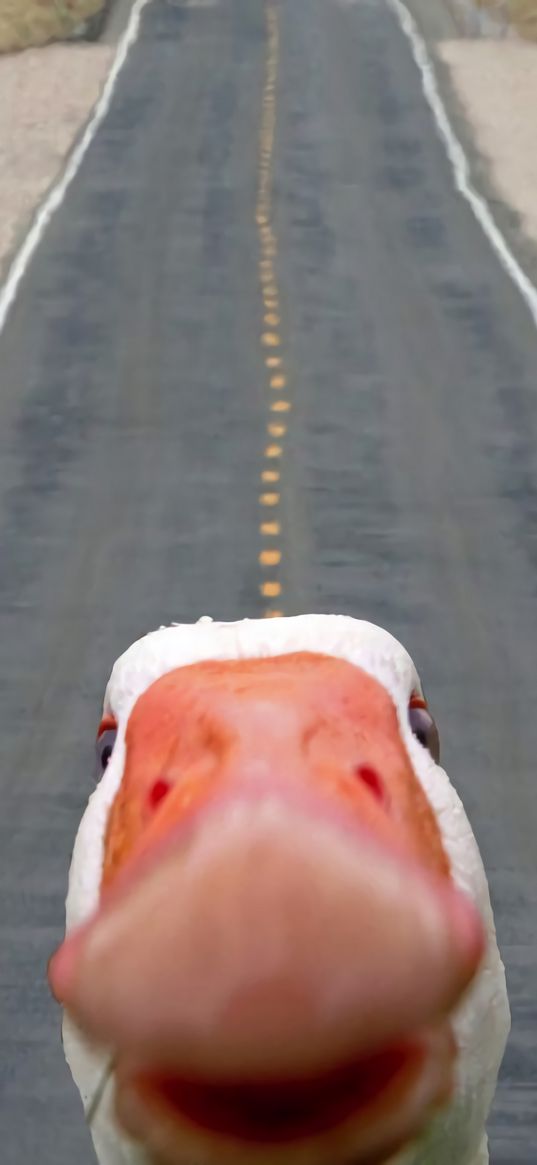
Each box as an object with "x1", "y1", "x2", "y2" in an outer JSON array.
[{"x1": 50, "y1": 653, "x2": 484, "y2": 1162}]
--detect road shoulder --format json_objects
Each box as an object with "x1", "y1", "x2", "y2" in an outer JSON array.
[
  {"x1": 0, "y1": 0, "x2": 132, "y2": 285},
  {"x1": 405, "y1": 0, "x2": 537, "y2": 284},
  {"x1": 0, "y1": 43, "x2": 114, "y2": 281}
]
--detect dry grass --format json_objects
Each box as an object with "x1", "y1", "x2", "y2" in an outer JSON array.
[
  {"x1": 477, "y1": 0, "x2": 537, "y2": 38},
  {"x1": 0, "y1": 0, "x2": 106, "y2": 52}
]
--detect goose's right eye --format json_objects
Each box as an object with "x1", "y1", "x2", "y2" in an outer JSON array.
[
  {"x1": 408, "y1": 696, "x2": 440, "y2": 764},
  {"x1": 96, "y1": 717, "x2": 118, "y2": 776}
]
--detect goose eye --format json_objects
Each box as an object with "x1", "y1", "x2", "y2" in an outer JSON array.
[
  {"x1": 96, "y1": 727, "x2": 117, "y2": 775},
  {"x1": 409, "y1": 701, "x2": 440, "y2": 763}
]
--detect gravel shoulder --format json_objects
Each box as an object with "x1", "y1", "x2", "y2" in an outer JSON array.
[
  {"x1": 0, "y1": 41, "x2": 113, "y2": 282},
  {"x1": 438, "y1": 38, "x2": 537, "y2": 250},
  {"x1": 406, "y1": 1, "x2": 537, "y2": 265}
]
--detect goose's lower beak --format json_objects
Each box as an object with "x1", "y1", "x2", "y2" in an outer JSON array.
[{"x1": 51, "y1": 784, "x2": 482, "y2": 1162}]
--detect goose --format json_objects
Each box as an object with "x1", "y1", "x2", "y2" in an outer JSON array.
[{"x1": 50, "y1": 614, "x2": 510, "y2": 1165}]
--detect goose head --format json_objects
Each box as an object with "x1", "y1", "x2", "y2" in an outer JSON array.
[{"x1": 50, "y1": 615, "x2": 509, "y2": 1165}]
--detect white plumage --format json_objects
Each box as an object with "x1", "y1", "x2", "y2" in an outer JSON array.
[{"x1": 62, "y1": 615, "x2": 510, "y2": 1165}]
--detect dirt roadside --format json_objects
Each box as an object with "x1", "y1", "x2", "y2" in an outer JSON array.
[
  {"x1": 0, "y1": 42, "x2": 114, "y2": 279},
  {"x1": 401, "y1": 0, "x2": 537, "y2": 264},
  {"x1": 0, "y1": 1, "x2": 129, "y2": 283},
  {"x1": 438, "y1": 38, "x2": 537, "y2": 249}
]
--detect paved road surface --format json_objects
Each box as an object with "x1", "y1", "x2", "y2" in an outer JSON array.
[{"x1": 0, "y1": 1, "x2": 536, "y2": 1161}]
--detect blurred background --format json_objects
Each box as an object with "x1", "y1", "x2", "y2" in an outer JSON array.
[{"x1": 0, "y1": 1, "x2": 536, "y2": 1161}]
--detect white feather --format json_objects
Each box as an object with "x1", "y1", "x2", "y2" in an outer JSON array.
[{"x1": 63, "y1": 615, "x2": 510, "y2": 1165}]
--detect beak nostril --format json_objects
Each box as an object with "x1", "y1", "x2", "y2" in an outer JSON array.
[
  {"x1": 355, "y1": 764, "x2": 384, "y2": 803},
  {"x1": 148, "y1": 778, "x2": 172, "y2": 812}
]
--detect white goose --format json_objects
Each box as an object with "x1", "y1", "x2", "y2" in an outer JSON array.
[{"x1": 56, "y1": 615, "x2": 510, "y2": 1165}]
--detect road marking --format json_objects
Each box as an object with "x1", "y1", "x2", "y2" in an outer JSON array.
[
  {"x1": 256, "y1": 3, "x2": 290, "y2": 617},
  {"x1": 261, "y1": 520, "x2": 281, "y2": 536},
  {"x1": 389, "y1": 0, "x2": 537, "y2": 331},
  {"x1": 261, "y1": 581, "x2": 282, "y2": 598},
  {"x1": 268, "y1": 422, "x2": 286, "y2": 438},
  {"x1": 0, "y1": 0, "x2": 154, "y2": 336},
  {"x1": 260, "y1": 549, "x2": 282, "y2": 566}
]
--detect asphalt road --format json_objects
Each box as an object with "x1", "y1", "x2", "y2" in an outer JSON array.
[{"x1": 0, "y1": 1, "x2": 536, "y2": 1161}]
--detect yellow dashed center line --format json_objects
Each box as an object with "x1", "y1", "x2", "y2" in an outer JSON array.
[
  {"x1": 260, "y1": 549, "x2": 282, "y2": 567},
  {"x1": 256, "y1": 3, "x2": 290, "y2": 618},
  {"x1": 261, "y1": 520, "x2": 281, "y2": 536},
  {"x1": 261, "y1": 581, "x2": 282, "y2": 599}
]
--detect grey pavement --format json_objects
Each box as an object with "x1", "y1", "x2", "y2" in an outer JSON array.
[{"x1": 0, "y1": 1, "x2": 536, "y2": 1161}]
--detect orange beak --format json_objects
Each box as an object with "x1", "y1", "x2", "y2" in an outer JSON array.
[{"x1": 51, "y1": 653, "x2": 484, "y2": 1158}]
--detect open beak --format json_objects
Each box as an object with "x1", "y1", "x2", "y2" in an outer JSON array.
[{"x1": 51, "y1": 781, "x2": 482, "y2": 1160}]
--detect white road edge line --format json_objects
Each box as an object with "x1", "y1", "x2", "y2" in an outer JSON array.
[
  {"x1": 388, "y1": 0, "x2": 537, "y2": 331},
  {"x1": 0, "y1": 0, "x2": 154, "y2": 336}
]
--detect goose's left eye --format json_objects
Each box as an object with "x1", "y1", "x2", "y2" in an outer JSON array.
[
  {"x1": 96, "y1": 720, "x2": 118, "y2": 775},
  {"x1": 409, "y1": 700, "x2": 440, "y2": 763}
]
